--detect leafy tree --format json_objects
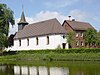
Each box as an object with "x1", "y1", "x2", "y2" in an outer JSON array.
[
  {"x1": 96, "y1": 31, "x2": 100, "y2": 47},
  {"x1": 0, "y1": 33, "x2": 7, "y2": 50},
  {"x1": 67, "y1": 31, "x2": 75, "y2": 48},
  {"x1": 0, "y1": 4, "x2": 15, "y2": 35},
  {"x1": 0, "y1": 4, "x2": 15, "y2": 49},
  {"x1": 84, "y1": 28, "x2": 97, "y2": 48}
]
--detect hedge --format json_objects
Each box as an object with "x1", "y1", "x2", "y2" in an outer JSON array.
[{"x1": 16, "y1": 48, "x2": 100, "y2": 54}]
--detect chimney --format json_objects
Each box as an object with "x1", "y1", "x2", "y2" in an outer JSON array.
[
  {"x1": 68, "y1": 16, "x2": 71, "y2": 20},
  {"x1": 72, "y1": 19, "x2": 75, "y2": 21}
]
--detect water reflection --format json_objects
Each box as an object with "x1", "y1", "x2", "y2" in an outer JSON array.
[
  {"x1": 0, "y1": 62, "x2": 100, "y2": 75},
  {"x1": 14, "y1": 66, "x2": 69, "y2": 75}
]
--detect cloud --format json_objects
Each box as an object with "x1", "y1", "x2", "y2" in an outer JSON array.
[
  {"x1": 68, "y1": 9, "x2": 88, "y2": 21},
  {"x1": 9, "y1": 19, "x2": 18, "y2": 35},
  {"x1": 44, "y1": 0, "x2": 79, "y2": 8},
  {"x1": 32, "y1": 11, "x2": 67, "y2": 23}
]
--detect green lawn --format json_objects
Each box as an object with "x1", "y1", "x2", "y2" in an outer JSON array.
[{"x1": 0, "y1": 48, "x2": 100, "y2": 62}]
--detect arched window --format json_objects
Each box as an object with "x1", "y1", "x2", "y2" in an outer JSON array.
[
  {"x1": 36, "y1": 37, "x2": 39, "y2": 45},
  {"x1": 47, "y1": 36, "x2": 49, "y2": 45},
  {"x1": 19, "y1": 39, "x2": 21, "y2": 46},
  {"x1": 27, "y1": 38, "x2": 29, "y2": 46}
]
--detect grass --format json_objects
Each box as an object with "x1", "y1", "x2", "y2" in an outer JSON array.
[{"x1": 0, "y1": 48, "x2": 100, "y2": 62}]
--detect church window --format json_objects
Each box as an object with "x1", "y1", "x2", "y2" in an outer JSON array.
[
  {"x1": 27, "y1": 38, "x2": 29, "y2": 46},
  {"x1": 47, "y1": 36, "x2": 49, "y2": 45},
  {"x1": 19, "y1": 39, "x2": 21, "y2": 46},
  {"x1": 36, "y1": 37, "x2": 39, "y2": 45}
]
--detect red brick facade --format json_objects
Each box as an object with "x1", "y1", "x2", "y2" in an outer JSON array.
[{"x1": 62, "y1": 20, "x2": 94, "y2": 48}]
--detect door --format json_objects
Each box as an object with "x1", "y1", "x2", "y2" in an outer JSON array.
[{"x1": 62, "y1": 43, "x2": 66, "y2": 49}]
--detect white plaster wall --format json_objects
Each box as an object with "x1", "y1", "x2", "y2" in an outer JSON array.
[{"x1": 10, "y1": 34, "x2": 68, "y2": 51}]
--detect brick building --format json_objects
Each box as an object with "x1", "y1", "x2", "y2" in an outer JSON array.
[{"x1": 62, "y1": 20, "x2": 94, "y2": 48}]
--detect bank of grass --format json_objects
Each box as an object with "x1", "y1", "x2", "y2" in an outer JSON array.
[{"x1": 0, "y1": 48, "x2": 100, "y2": 62}]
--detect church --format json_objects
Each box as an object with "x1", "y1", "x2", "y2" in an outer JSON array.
[{"x1": 8, "y1": 11, "x2": 68, "y2": 51}]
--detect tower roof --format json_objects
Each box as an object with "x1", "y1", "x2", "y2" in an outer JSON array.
[{"x1": 18, "y1": 11, "x2": 28, "y2": 25}]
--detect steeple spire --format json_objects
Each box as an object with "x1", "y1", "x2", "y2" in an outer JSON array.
[
  {"x1": 18, "y1": 11, "x2": 28, "y2": 24},
  {"x1": 18, "y1": 4, "x2": 28, "y2": 31}
]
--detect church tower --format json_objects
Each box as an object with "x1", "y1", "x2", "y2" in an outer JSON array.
[{"x1": 18, "y1": 11, "x2": 28, "y2": 31}]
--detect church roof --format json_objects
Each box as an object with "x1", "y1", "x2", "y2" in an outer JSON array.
[
  {"x1": 63, "y1": 20, "x2": 94, "y2": 30},
  {"x1": 14, "y1": 18, "x2": 67, "y2": 39},
  {"x1": 18, "y1": 11, "x2": 28, "y2": 25}
]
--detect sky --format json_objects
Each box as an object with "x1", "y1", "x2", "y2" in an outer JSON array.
[{"x1": 0, "y1": 0, "x2": 100, "y2": 34}]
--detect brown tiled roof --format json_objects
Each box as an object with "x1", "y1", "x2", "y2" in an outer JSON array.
[
  {"x1": 65, "y1": 20, "x2": 94, "y2": 30},
  {"x1": 14, "y1": 18, "x2": 67, "y2": 39}
]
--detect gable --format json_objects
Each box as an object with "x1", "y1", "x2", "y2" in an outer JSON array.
[{"x1": 62, "y1": 20, "x2": 74, "y2": 33}]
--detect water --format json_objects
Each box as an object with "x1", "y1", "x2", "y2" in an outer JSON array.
[{"x1": 0, "y1": 61, "x2": 100, "y2": 75}]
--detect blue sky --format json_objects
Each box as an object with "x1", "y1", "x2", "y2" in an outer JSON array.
[{"x1": 0, "y1": 0, "x2": 100, "y2": 34}]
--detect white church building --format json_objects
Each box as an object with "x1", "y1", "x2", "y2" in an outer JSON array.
[{"x1": 8, "y1": 11, "x2": 68, "y2": 51}]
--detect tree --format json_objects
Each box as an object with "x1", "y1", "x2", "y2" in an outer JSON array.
[
  {"x1": 84, "y1": 28, "x2": 97, "y2": 48},
  {"x1": 67, "y1": 31, "x2": 75, "y2": 48},
  {"x1": 0, "y1": 4, "x2": 15, "y2": 35},
  {"x1": 0, "y1": 4, "x2": 15, "y2": 49},
  {"x1": 96, "y1": 31, "x2": 100, "y2": 47}
]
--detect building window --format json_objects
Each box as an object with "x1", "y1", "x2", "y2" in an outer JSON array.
[
  {"x1": 81, "y1": 41, "x2": 84, "y2": 46},
  {"x1": 76, "y1": 32, "x2": 78, "y2": 37},
  {"x1": 81, "y1": 32, "x2": 83, "y2": 37},
  {"x1": 76, "y1": 41, "x2": 79, "y2": 47},
  {"x1": 19, "y1": 39, "x2": 21, "y2": 46},
  {"x1": 36, "y1": 37, "x2": 39, "y2": 45},
  {"x1": 63, "y1": 35, "x2": 65, "y2": 39},
  {"x1": 47, "y1": 36, "x2": 49, "y2": 45},
  {"x1": 27, "y1": 38, "x2": 29, "y2": 46}
]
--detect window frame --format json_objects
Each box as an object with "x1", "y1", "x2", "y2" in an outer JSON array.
[
  {"x1": 36, "y1": 37, "x2": 39, "y2": 45},
  {"x1": 81, "y1": 41, "x2": 84, "y2": 46},
  {"x1": 81, "y1": 32, "x2": 83, "y2": 37},
  {"x1": 47, "y1": 36, "x2": 49, "y2": 45},
  {"x1": 19, "y1": 39, "x2": 21, "y2": 47},
  {"x1": 76, "y1": 40, "x2": 79, "y2": 47},
  {"x1": 76, "y1": 32, "x2": 78, "y2": 37},
  {"x1": 27, "y1": 38, "x2": 29, "y2": 46}
]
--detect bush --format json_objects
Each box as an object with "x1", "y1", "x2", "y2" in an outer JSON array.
[{"x1": 16, "y1": 48, "x2": 100, "y2": 54}]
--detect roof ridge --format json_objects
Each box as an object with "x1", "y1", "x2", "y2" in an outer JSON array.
[
  {"x1": 29, "y1": 18, "x2": 57, "y2": 25},
  {"x1": 66, "y1": 20, "x2": 90, "y2": 24}
]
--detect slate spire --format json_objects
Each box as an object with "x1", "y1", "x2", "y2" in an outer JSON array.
[{"x1": 18, "y1": 8, "x2": 28, "y2": 31}]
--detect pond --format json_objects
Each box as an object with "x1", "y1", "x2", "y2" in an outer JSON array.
[{"x1": 0, "y1": 61, "x2": 100, "y2": 75}]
